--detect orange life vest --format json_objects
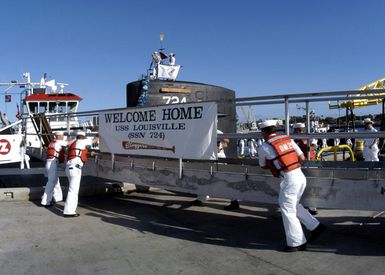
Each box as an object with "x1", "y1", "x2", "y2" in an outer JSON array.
[
  {"x1": 266, "y1": 134, "x2": 301, "y2": 177},
  {"x1": 68, "y1": 141, "x2": 88, "y2": 164},
  {"x1": 295, "y1": 139, "x2": 316, "y2": 160},
  {"x1": 47, "y1": 140, "x2": 66, "y2": 163}
]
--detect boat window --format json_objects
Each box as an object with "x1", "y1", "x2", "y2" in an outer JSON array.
[
  {"x1": 48, "y1": 102, "x2": 57, "y2": 113},
  {"x1": 68, "y1": 102, "x2": 77, "y2": 113},
  {"x1": 28, "y1": 102, "x2": 38, "y2": 114},
  {"x1": 39, "y1": 102, "x2": 48, "y2": 113},
  {"x1": 58, "y1": 102, "x2": 66, "y2": 113}
]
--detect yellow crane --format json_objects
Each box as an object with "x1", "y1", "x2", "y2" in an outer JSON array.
[{"x1": 329, "y1": 77, "x2": 385, "y2": 109}]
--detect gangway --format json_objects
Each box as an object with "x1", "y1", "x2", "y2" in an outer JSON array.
[
  {"x1": 25, "y1": 88, "x2": 385, "y2": 212},
  {"x1": 30, "y1": 113, "x2": 54, "y2": 147}
]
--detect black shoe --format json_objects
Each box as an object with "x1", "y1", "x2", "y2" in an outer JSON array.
[
  {"x1": 309, "y1": 223, "x2": 326, "y2": 243},
  {"x1": 308, "y1": 208, "x2": 318, "y2": 215},
  {"x1": 224, "y1": 200, "x2": 240, "y2": 211},
  {"x1": 189, "y1": 199, "x2": 203, "y2": 206},
  {"x1": 63, "y1": 213, "x2": 80, "y2": 218},
  {"x1": 283, "y1": 242, "x2": 307, "y2": 252}
]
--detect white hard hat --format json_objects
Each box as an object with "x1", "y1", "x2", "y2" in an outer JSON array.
[
  {"x1": 293, "y1": 122, "x2": 305, "y2": 129},
  {"x1": 54, "y1": 131, "x2": 64, "y2": 136},
  {"x1": 363, "y1": 118, "x2": 373, "y2": 124},
  {"x1": 76, "y1": 130, "x2": 86, "y2": 136},
  {"x1": 217, "y1": 129, "x2": 224, "y2": 134},
  {"x1": 258, "y1": 120, "x2": 277, "y2": 129}
]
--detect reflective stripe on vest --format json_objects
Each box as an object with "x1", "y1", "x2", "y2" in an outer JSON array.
[
  {"x1": 68, "y1": 141, "x2": 88, "y2": 164},
  {"x1": 266, "y1": 134, "x2": 301, "y2": 174}
]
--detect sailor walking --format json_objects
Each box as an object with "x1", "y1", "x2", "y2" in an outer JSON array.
[
  {"x1": 41, "y1": 131, "x2": 67, "y2": 206},
  {"x1": 258, "y1": 120, "x2": 325, "y2": 252},
  {"x1": 362, "y1": 118, "x2": 379, "y2": 161},
  {"x1": 63, "y1": 131, "x2": 92, "y2": 217},
  {"x1": 217, "y1": 135, "x2": 240, "y2": 210},
  {"x1": 293, "y1": 123, "x2": 318, "y2": 215}
]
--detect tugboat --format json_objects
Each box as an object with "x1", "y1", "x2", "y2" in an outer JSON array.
[
  {"x1": 0, "y1": 72, "x2": 89, "y2": 164},
  {"x1": 22, "y1": 73, "x2": 85, "y2": 148}
]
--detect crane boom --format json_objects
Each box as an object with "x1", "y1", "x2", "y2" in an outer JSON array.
[{"x1": 329, "y1": 77, "x2": 385, "y2": 109}]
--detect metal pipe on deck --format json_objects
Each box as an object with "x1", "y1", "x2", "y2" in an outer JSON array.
[
  {"x1": 284, "y1": 96, "x2": 289, "y2": 135},
  {"x1": 306, "y1": 101, "x2": 311, "y2": 160}
]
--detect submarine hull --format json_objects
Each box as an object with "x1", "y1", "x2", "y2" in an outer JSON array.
[{"x1": 126, "y1": 79, "x2": 237, "y2": 136}]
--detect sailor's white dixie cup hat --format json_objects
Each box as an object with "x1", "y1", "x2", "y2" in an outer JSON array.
[
  {"x1": 293, "y1": 122, "x2": 305, "y2": 129},
  {"x1": 54, "y1": 131, "x2": 64, "y2": 136},
  {"x1": 259, "y1": 120, "x2": 277, "y2": 129},
  {"x1": 76, "y1": 130, "x2": 86, "y2": 136},
  {"x1": 363, "y1": 118, "x2": 373, "y2": 124},
  {"x1": 311, "y1": 139, "x2": 318, "y2": 145}
]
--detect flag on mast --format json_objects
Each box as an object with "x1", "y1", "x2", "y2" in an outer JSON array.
[{"x1": 16, "y1": 104, "x2": 21, "y2": 120}]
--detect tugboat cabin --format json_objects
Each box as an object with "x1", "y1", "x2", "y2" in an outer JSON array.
[{"x1": 24, "y1": 88, "x2": 82, "y2": 122}]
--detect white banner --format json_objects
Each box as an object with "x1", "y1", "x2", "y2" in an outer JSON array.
[
  {"x1": 99, "y1": 102, "x2": 217, "y2": 160},
  {"x1": 157, "y1": 64, "x2": 181, "y2": 80}
]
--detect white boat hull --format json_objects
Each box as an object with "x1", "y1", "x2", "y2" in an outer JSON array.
[{"x1": 0, "y1": 134, "x2": 23, "y2": 164}]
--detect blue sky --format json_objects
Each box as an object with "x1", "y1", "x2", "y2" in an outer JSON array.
[{"x1": 1, "y1": 0, "x2": 384, "y2": 121}]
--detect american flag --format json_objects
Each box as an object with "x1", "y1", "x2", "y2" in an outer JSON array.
[{"x1": 16, "y1": 104, "x2": 21, "y2": 120}]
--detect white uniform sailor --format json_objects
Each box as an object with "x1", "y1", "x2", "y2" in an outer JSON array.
[
  {"x1": 19, "y1": 138, "x2": 30, "y2": 170},
  {"x1": 152, "y1": 51, "x2": 161, "y2": 64},
  {"x1": 169, "y1": 53, "x2": 176, "y2": 65},
  {"x1": 217, "y1": 130, "x2": 229, "y2": 159},
  {"x1": 362, "y1": 118, "x2": 379, "y2": 161},
  {"x1": 151, "y1": 51, "x2": 162, "y2": 78},
  {"x1": 192, "y1": 130, "x2": 233, "y2": 207},
  {"x1": 247, "y1": 139, "x2": 257, "y2": 158},
  {"x1": 63, "y1": 131, "x2": 92, "y2": 217},
  {"x1": 238, "y1": 139, "x2": 246, "y2": 158},
  {"x1": 41, "y1": 131, "x2": 67, "y2": 206},
  {"x1": 258, "y1": 120, "x2": 325, "y2": 252},
  {"x1": 217, "y1": 135, "x2": 239, "y2": 210}
]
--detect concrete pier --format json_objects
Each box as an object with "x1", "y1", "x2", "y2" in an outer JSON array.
[{"x1": 0, "y1": 187, "x2": 384, "y2": 275}]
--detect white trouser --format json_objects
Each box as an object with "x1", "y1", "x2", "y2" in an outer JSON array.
[
  {"x1": 279, "y1": 169, "x2": 319, "y2": 247},
  {"x1": 363, "y1": 144, "x2": 379, "y2": 161},
  {"x1": 239, "y1": 139, "x2": 245, "y2": 156},
  {"x1": 41, "y1": 159, "x2": 63, "y2": 205},
  {"x1": 20, "y1": 154, "x2": 30, "y2": 169},
  {"x1": 248, "y1": 140, "x2": 257, "y2": 157},
  {"x1": 64, "y1": 164, "x2": 82, "y2": 215}
]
